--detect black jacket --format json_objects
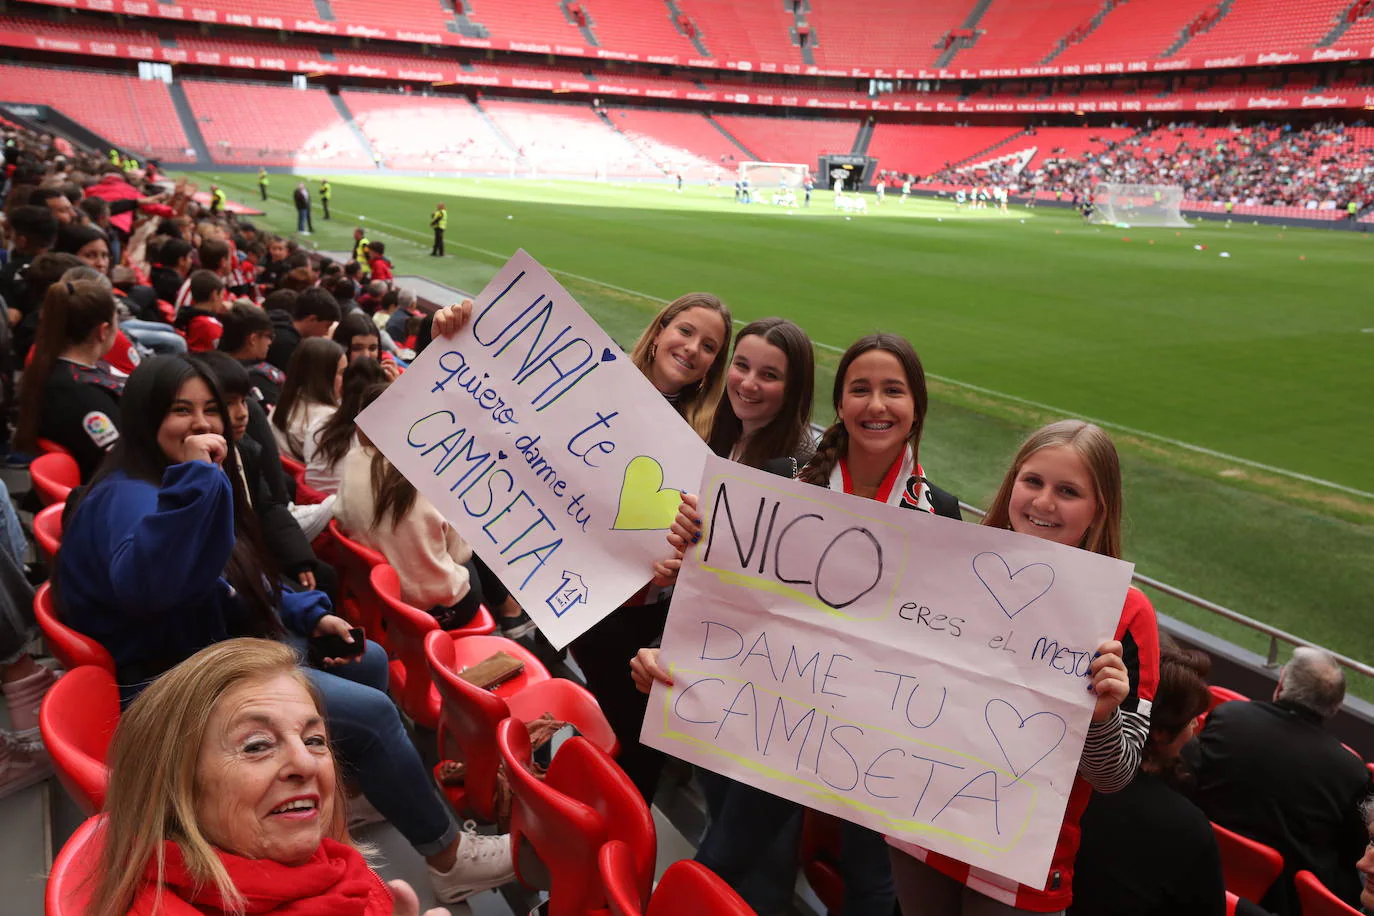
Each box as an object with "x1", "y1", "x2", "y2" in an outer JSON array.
[
  {"x1": 265, "y1": 310, "x2": 302, "y2": 372},
  {"x1": 1182, "y1": 699, "x2": 1372, "y2": 915},
  {"x1": 148, "y1": 265, "x2": 183, "y2": 305},
  {"x1": 239, "y1": 398, "x2": 314, "y2": 577},
  {"x1": 38, "y1": 360, "x2": 125, "y2": 480}
]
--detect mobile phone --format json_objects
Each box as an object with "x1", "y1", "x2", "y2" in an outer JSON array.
[{"x1": 308, "y1": 628, "x2": 366, "y2": 666}]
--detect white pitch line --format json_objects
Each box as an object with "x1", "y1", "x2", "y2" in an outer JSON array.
[{"x1": 316, "y1": 209, "x2": 1374, "y2": 501}]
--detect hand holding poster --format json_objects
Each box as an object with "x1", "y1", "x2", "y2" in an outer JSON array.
[
  {"x1": 642, "y1": 455, "x2": 1135, "y2": 888},
  {"x1": 356, "y1": 250, "x2": 710, "y2": 648}
]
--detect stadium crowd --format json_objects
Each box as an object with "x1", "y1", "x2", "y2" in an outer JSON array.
[
  {"x1": 924, "y1": 121, "x2": 1373, "y2": 215},
  {"x1": 1, "y1": 121, "x2": 1371, "y2": 916}
]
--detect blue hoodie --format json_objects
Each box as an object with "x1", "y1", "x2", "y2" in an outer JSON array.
[{"x1": 58, "y1": 460, "x2": 331, "y2": 683}]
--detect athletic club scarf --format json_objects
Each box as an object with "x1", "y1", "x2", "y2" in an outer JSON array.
[
  {"x1": 832, "y1": 446, "x2": 935, "y2": 513},
  {"x1": 128, "y1": 838, "x2": 392, "y2": 915}
]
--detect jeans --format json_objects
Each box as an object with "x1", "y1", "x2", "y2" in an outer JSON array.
[
  {"x1": 297, "y1": 209, "x2": 311, "y2": 232},
  {"x1": 289, "y1": 635, "x2": 460, "y2": 855},
  {"x1": 121, "y1": 320, "x2": 187, "y2": 355},
  {"x1": 836, "y1": 823, "x2": 896, "y2": 915},
  {"x1": 694, "y1": 768, "x2": 802, "y2": 915}
]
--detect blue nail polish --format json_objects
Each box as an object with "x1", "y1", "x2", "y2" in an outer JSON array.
[
  {"x1": 1092, "y1": 651, "x2": 1101, "y2": 659},
  {"x1": 692, "y1": 532, "x2": 701, "y2": 544},
  {"x1": 1087, "y1": 683, "x2": 1096, "y2": 692}
]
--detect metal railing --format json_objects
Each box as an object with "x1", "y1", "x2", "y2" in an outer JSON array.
[{"x1": 957, "y1": 501, "x2": 1374, "y2": 681}]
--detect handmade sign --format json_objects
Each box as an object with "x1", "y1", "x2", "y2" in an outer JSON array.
[
  {"x1": 356, "y1": 250, "x2": 710, "y2": 648},
  {"x1": 642, "y1": 455, "x2": 1134, "y2": 889}
]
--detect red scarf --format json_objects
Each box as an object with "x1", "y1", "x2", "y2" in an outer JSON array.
[{"x1": 128, "y1": 838, "x2": 392, "y2": 915}]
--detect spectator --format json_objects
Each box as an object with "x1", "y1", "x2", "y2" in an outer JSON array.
[
  {"x1": 267, "y1": 287, "x2": 341, "y2": 372},
  {"x1": 29, "y1": 186, "x2": 77, "y2": 225},
  {"x1": 174, "y1": 270, "x2": 228, "y2": 353},
  {"x1": 1071, "y1": 645, "x2": 1225, "y2": 916},
  {"x1": 0, "y1": 206, "x2": 58, "y2": 326},
  {"x1": 385, "y1": 288, "x2": 419, "y2": 343},
  {"x1": 271, "y1": 337, "x2": 344, "y2": 461},
  {"x1": 149, "y1": 237, "x2": 193, "y2": 306},
  {"x1": 367, "y1": 241, "x2": 393, "y2": 283},
  {"x1": 302, "y1": 357, "x2": 387, "y2": 496},
  {"x1": 1183, "y1": 647, "x2": 1372, "y2": 914},
  {"x1": 220, "y1": 301, "x2": 283, "y2": 408},
  {"x1": 293, "y1": 181, "x2": 313, "y2": 235},
  {"x1": 14, "y1": 278, "x2": 124, "y2": 479}
]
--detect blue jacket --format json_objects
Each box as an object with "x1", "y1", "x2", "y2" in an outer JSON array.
[{"x1": 58, "y1": 460, "x2": 331, "y2": 682}]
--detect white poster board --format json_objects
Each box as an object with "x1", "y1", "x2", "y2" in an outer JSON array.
[
  {"x1": 642, "y1": 455, "x2": 1134, "y2": 889},
  {"x1": 356, "y1": 250, "x2": 710, "y2": 648}
]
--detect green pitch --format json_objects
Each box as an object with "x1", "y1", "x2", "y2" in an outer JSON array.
[{"x1": 195, "y1": 173, "x2": 1374, "y2": 687}]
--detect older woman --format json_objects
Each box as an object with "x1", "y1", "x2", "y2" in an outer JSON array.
[
  {"x1": 91, "y1": 639, "x2": 448, "y2": 916},
  {"x1": 1358, "y1": 799, "x2": 1374, "y2": 910}
]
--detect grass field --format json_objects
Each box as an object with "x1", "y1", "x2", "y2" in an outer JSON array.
[{"x1": 193, "y1": 172, "x2": 1374, "y2": 691}]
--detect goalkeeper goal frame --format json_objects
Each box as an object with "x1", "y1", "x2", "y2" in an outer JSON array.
[
  {"x1": 738, "y1": 161, "x2": 810, "y2": 189},
  {"x1": 1090, "y1": 183, "x2": 1191, "y2": 228}
]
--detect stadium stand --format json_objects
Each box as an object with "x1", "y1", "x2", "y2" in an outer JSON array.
[
  {"x1": 340, "y1": 90, "x2": 516, "y2": 172},
  {"x1": 709, "y1": 114, "x2": 861, "y2": 169},
  {"x1": 867, "y1": 124, "x2": 1024, "y2": 178},
  {"x1": 806, "y1": 0, "x2": 972, "y2": 71},
  {"x1": 185, "y1": 0, "x2": 320, "y2": 22},
  {"x1": 1174, "y1": 0, "x2": 1354, "y2": 59},
  {"x1": 1053, "y1": 0, "x2": 1212, "y2": 66},
  {"x1": 0, "y1": 63, "x2": 187, "y2": 159},
  {"x1": 603, "y1": 107, "x2": 742, "y2": 180},
  {"x1": 328, "y1": 0, "x2": 452, "y2": 34},
  {"x1": 672, "y1": 0, "x2": 802, "y2": 65},
  {"x1": 460, "y1": 0, "x2": 587, "y2": 49},
  {"x1": 577, "y1": 0, "x2": 701, "y2": 61},
  {"x1": 0, "y1": 14, "x2": 159, "y2": 43},
  {"x1": 481, "y1": 98, "x2": 659, "y2": 177},
  {"x1": 181, "y1": 79, "x2": 372, "y2": 168},
  {"x1": 964, "y1": 126, "x2": 1137, "y2": 171},
  {"x1": 948, "y1": 0, "x2": 1104, "y2": 73}
]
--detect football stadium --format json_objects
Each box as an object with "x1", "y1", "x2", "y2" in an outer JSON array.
[{"x1": 1, "y1": 0, "x2": 1372, "y2": 912}]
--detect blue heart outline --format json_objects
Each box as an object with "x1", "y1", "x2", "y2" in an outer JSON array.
[
  {"x1": 972, "y1": 551, "x2": 1055, "y2": 620},
  {"x1": 984, "y1": 699, "x2": 1067, "y2": 787}
]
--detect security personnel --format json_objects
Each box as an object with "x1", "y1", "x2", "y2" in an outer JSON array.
[
  {"x1": 430, "y1": 202, "x2": 447, "y2": 256},
  {"x1": 258, "y1": 167, "x2": 270, "y2": 201},
  {"x1": 352, "y1": 226, "x2": 370, "y2": 264},
  {"x1": 319, "y1": 178, "x2": 332, "y2": 220},
  {"x1": 209, "y1": 184, "x2": 227, "y2": 215},
  {"x1": 108, "y1": 148, "x2": 121, "y2": 166}
]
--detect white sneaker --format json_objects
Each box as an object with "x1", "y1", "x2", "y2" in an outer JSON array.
[{"x1": 428, "y1": 821, "x2": 516, "y2": 903}]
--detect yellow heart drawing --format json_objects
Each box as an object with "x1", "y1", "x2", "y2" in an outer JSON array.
[{"x1": 612, "y1": 456, "x2": 682, "y2": 531}]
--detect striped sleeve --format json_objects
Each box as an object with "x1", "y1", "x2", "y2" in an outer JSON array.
[{"x1": 1078, "y1": 706, "x2": 1151, "y2": 793}]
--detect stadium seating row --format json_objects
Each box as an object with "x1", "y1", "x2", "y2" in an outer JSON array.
[{"x1": 9, "y1": 0, "x2": 1374, "y2": 74}]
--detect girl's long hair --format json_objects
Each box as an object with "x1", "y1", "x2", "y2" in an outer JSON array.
[
  {"x1": 629, "y1": 292, "x2": 732, "y2": 440},
  {"x1": 707, "y1": 317, "x2": 815, "y2": 469},
  {"x1": 89, "y1": 639, "x2": 350, "y2": 916},
  {"x1": 313, "y1": 358, "x2": 389, "y2": 470},
  {"x1": 15, "y1": 279, "x2": 117, "y2": 452},
  {"x1": 981, "y1": 420, "x2": 1123, "y2": 558},
  {"x1": 799, "y1": 333, "x2": 927, "y2": 487},
  {"x1": 1144, "y1": 641, "x2": 1212, "y2": 785},
  {"x1": 356, "y1": 384, "x2": 419, "y2": 530},
  {"x1": 271, "y1": 337, "x2": 343, "y2": 437},
  {"x1": 77, "y1": 355, "x2": 282, "y2": 637}
]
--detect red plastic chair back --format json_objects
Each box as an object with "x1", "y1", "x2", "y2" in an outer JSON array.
[
  {"x1": 1295, "y1": 869, "x2": 1363, "y2": 915},
  {"x1": 1225, "y1": 891, "x2": 1238, "y2": 916},
  {"x1": 371, "y1": 563, "x2": 495, "y2": 729},
  {"x1": 46, "y1": 814, "x2": 105, "y2": 916},
  {"x1": 498, "y1": 719, "x2": 656, "y2": 916},
  {"x1": 33, "y1": 502, "x2": 64, "y2": 561},
  {"x1": 35, "y1": 438, "x2": 73, "y2": 458},
  {"x1": 800, "y1": 811, "x2": 845, "y2": 915},
  {"x1": 34, "y1": 583, "x2": 116, "y2": 674},
  {"x1": 280, "y1": 454, "x2": 306, "y2": 478},
  {"x1": 30, "y1": 452, "x2": 80, "y2": 506},
  {"x1": 425, "y1": 628, "x2": 513, "y2": 821},
  {"x1": 1199, "y1": 685, "x2": 1251, "y2": 729},
  {"x1": 329, "y1": 520, "x2": 388, "y2": 644},
  {"x1": 1211, "y1": 821, "x2": 1284, "y2": 903},
  {"x1": 40, "y1": 666, "x2": 121, "y2": 815}
]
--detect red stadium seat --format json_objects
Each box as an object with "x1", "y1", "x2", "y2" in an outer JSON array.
[
  {"x1": 601, "y1": 839, "x2": 756, "y2": 916},
  {"x1": 424, "y1": 629, "x2": 616, "y2": 822},
  {"x1": 800, "y1": 810, "x2": 845, "y2": 915},
  {"x1": 29, "y1": 452, "x2": 80, "y2": 506},
  {"x1": 328, "y1": 520, "x2": 389, "y2": 646},
  {"x1": 1209, "y1": 686, "x2": 1250, "y2": 709},
  {"x1": 371, "y1": 563, "x2": 543, "y2": 730},
  {"x1": 1294, "y1": 869, "x2": 1363, "y2": 915},
  {"x1": 40, "y1": 666, "x2": 120, "y2": 815},
  {"x1": 46, "y1": 814, "x2": 105, "y2": 916},
  {"x1": 1211, "y1": 821, "x2": 1284, "y2": 903},
  {"x1": 33, "y1": 502, "x2": 64, "y2": 562},
  {"x1": 35, "y1": 438, "x2": 73, "y2": 457},
  {"x1": 34, "y1": 582, "x2": 115, "y2": 675},
  {"x1": 1226, "y1": 891, "x2": 1238, "y2": 915},
  {"x1": 498, "y1": 718, "x2": 655, "y2": 916}
]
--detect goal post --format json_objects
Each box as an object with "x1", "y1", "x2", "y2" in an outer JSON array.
[
  {"x1": 738, "y1": 161, "x2": 809, "y2": 189},
  {"x1": 1090, "y1": 183, "x2": 1191, "y2": 227}
]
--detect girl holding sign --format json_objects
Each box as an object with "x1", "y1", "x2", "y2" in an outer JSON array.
[
  {"x1": 632, "y1": 316, "x2": 818, "y2": 915},
  {"x1": 887, "y1": 419, "x2": 1160, "y2": 915},
  {"x1": 432, "y1": 293, "x2": 733, "y2": 801}
]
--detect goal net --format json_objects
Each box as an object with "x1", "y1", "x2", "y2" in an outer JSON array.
[
  {"x1": 739, "y1": 161, "x2": 809, "y2": 189},
  {"x1": 1090, "y1": 183, "x2": 1191, "y2": 227}
]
